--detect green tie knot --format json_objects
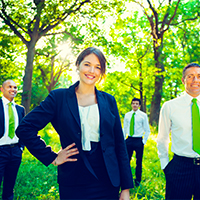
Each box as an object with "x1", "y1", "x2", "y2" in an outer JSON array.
[{"x1": 192, "y1": 98, "x2": 197, "y2": 103}]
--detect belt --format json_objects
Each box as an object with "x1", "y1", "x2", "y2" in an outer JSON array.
[
  {"x1": 0, "y1": 143, "x2": 19, "y2": 148},
  {"x1": 174, "y1": 154, "x2": 200, "y2": 165}
]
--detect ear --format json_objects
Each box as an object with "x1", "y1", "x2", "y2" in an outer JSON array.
[
  {"x1": 0, "y1": 87, "x2": 3, "y2": 93},
  {"x1": 181, "y1": 77, "x2": 185, "y2": 85}
]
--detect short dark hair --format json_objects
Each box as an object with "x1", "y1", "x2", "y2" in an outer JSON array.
[
  {"x1": 182, "y1": 63, "x2": 200, "y2": 78},
  {"x1": 75, "y1": 47, "x2": 106, "y2": 80},
  {"x1": 131, "y1": 98, "x2": 141, "y2": 105}
]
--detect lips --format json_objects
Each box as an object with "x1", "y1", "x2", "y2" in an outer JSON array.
[
  {"x1": 85, "y1": 74, "x2": 95, "y2": 79},
  {"x1": 191, "y1": 84, "x2": 200, "y2": 88}
]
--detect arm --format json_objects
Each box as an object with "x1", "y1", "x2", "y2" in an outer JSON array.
[
  {"x1": 112, "y1": 98, "x2": 134, "y2": 190},
  {"x1": 16, "y1": 91, "x2": 58, "y2": 166},
  {"x1": 123, "y1": 114, "x2": 128, "y2": 139},
  {"x1": 142, "y1": 114, "x2": 150, "y2": 144},
  {"x1": 157, "y1": 102, "x2": 171, "y2": 169}
]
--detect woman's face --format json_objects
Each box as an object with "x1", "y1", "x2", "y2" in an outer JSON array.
[{"x1": 78, "y1": 53, "x2": 102, "y2": 86}]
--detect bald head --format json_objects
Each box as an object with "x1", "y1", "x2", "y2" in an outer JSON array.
[{"x1": 1, "y1": 80, "x2": 17, "y2": 101}]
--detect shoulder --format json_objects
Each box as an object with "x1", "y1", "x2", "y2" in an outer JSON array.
[
  {"x1": 138, "y1": 109, "x2": 147, "y2": 116},
  {"x1": 162, "y1": 95, "x2": 183, "y2": 108},
  {"x1": 97, "y1": 90, "x2": 116, "y2": 102},
  {"x1": 15, "y1": 104, "x2": 25, "y2": 110},
  {"x1": 50, "y1": 88, "x2": 69, "y2": 96},
  {"x1": 50, "y1": 81, "x2": 78, "y2": 97},
  {"x1": 124, "y1": 111, "x2": 132, "y2": 118}
]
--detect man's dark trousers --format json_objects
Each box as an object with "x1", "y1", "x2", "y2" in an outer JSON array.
[
  {"x1": 164, "y1": 154, "x2": 200, "y2": 200},
  {"x1": 126, "y1": 137, "x2": 144, "y2": 184},
  {"x1": 0, "y1": 144, "x2": 22, "y2": 200}
]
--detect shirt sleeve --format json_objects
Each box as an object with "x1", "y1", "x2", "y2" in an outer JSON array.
[
  {"x1": 142, "y1": 114, "x2": 150, "y2": 144},
  {"x1": 157, "y1": 102, "x2": 171, "y2": 169},
  {"x1": 123, "y1": 114, "x2": 128, "y2": 139}
]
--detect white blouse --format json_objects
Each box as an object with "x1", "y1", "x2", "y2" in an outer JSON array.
[{"x1": 78, "y1": 104, "x2": 100, "y2": 151}]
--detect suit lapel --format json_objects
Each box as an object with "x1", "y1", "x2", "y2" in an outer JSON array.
[
  {"x1": 0, "y1": 99, "x2": 5, "y2": 138},
  {"x1": 15, "y1": 105, "x2": 24, "y2": 122},
  {"x1": 96, "y1": 89, "x2": 106, "y2": 136},
  {"x1": 66, "y1": 82, "x2": 81, "y2": 128}
]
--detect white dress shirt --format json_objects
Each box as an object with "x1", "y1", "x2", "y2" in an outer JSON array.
[
  {"x1": 0, "y1": 96, "x2": 19, "y2": 145},
  {"x1": 123, "y1": 109, "x2": 150, "y2": 144},
  {"x1": 157, "y1": 92, "x2": 200, "y2": 169},
  {"x1": 78, "y1": 104, "x2": 100, "y2": 151}
]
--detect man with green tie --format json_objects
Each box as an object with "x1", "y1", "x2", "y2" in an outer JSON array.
[
  {"x1": 123, "y1": 98, "x2": 150, "y2": 187},
  {"x1": 157, "y1": 63, "x2": 200, "y2": 199},
  {"x1": 0, "y1": 80, "x2": 25, "y2": 200}
]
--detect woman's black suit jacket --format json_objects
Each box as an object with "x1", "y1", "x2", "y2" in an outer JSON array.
[{"x1": 16, "y1": 81, "x2": 133, "y2": 190}]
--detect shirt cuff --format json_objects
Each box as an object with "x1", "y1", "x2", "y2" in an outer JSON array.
[{"x1": 160, "y1": 157, "x2": 169, "y2": 169}]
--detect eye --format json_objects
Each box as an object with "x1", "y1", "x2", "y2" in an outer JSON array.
[
  {"x1": 96, "y1": 66, "x2": 101, "y2": 70},
  {"x1": 187, "y1": 75, "x2": 193, "y2": 79},
  {"x1": 84, "y1": 63, "x2": 90, "y2": 66}
]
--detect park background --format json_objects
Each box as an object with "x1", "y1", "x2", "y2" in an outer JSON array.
[{"x1": 0, "y1": 0, "x2": 199, "y2": 199}]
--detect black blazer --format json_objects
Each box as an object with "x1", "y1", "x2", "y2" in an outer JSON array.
[
  {"x1": 16, "y1": 81, "x2": 133, "y2": 189},
  {"x1": 0, "y1": 99, "x2": 25, "y2": 147}
]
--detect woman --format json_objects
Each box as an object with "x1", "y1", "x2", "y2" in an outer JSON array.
[{"x1": 16, "y1": 47, "x2": 133, "y2": 199}]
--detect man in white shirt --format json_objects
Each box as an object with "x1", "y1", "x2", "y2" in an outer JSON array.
[
  {"x1": 157, "y1": 63, "x2": 200, "y2": 199},
  {"x1": 0, "y1": 80, "x2": 25, "y2": 200},
  {"x1": 123, "y1": 98, "x2": 150, "y2": 186}
]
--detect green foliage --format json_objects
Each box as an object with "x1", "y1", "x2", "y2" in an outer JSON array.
[
  {"x1": 4, "y1": 125, "x2": 169, "y2": 199},
  {"x1": 13, "y1": 124, "x2": 61, "y2": 199}
]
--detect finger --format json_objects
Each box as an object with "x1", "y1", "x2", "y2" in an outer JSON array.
[
  {"x1": 66, "y1": 150, "x2": 79, "y2": 158},
  {"x1": 64, "y1": 143, "x2": 76, "y2": 151},
  {"x1": 66, "y1": 158, "x2": 78, "y2": 162},
  {"x1": 66, "y1": 148, "x2": 79, "y2": 154}
]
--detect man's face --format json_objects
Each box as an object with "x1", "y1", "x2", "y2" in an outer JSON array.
[
  {"x1": 131, "y1": 101, "x2": 140, "y2": 111},
  {"x1": 1, "y1": 80, "x2": 17, "y2": 101},
  {"x1": 182, "y1": 67, "x2": 200, "y2": 97}
]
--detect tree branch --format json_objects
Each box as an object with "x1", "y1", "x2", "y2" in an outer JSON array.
[
  {"x1": 44, "y1": 31, "x2": 83, "y2": 42},
  {"x1": 39, "y1": 0, "x2": 90, "y2": 37}
]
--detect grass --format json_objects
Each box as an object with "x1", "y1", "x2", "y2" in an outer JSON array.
[{"x1": 1, "y1": 125, "x2": 168, "y2": 199}]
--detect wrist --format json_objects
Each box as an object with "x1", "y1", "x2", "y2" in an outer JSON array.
[{"x1": 52, "y1": 157, "x2": 58, "y2": 166}]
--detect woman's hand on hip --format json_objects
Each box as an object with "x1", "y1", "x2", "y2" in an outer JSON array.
[
  {"x1": 119, "y1": 189, "x2": 130, "y2": 200},
  {"x1": 52, "y1": 143, "x2": 79, "y2": 166}
]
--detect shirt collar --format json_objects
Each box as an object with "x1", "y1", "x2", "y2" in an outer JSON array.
[
  {"x1": 2, "y1": 96, "x2": 15, "y2": 105},
  {"x1": 131, "y1": 109, "x2": 140, "y2": 114},
  {"x1": 183, "y1": 92, "x2": 200, "y2": 104}
]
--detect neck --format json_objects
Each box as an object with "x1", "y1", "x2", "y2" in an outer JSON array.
[{"x1": 76, "y1": 82, "x2": 95, "y2": 95}]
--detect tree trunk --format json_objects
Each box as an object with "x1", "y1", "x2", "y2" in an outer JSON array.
[
  {"x1": 22, "y1": 42, "x2": 36, "y2": 113},
  {"x1": 149, "y1": 74, "x2": 164, "y2": 125},
  {"x1": 149, "y1": 38, "x2": 165, "y2": 125}
]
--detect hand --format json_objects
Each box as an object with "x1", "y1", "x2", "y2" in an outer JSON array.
[
  {"x1": 119, "y1": 189, "x2": 130, "y2": 200},
  {"x1": 52, "y1": 143, "x2": 79, "y2": 166}
]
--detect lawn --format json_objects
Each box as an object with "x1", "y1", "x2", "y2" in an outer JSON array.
[{"x1": 3, "y1": 125, "x2": 168, "y2": 199}]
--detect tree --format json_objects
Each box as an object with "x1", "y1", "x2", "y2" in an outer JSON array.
[
  {"x1": 0, "y1": 0, "x2": 91, "y2": 112},
  {"x1": 131, "y1": 0, "x2": 199, "y2": 125}
]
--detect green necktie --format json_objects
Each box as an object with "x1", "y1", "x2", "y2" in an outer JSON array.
[
  {"x1": 192, "y1": 98, "x2": 200, "y2": 155},
  {"x1": 8, "y1": 102, "x2": 15, "y2": 139},
  {"x1": 130, "y1": 112, "x2": 135, "y2": 136}
]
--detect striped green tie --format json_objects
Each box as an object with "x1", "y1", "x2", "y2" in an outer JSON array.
[
  {"x1": 8, "y1": 102, "x2": 15, "y2": 139},
  {"x1": 192, "y1": 98, "x2": 200, "y2": 155},
  {"x1": 130, "y1": 113, "x2": 135, "y2": 136}
]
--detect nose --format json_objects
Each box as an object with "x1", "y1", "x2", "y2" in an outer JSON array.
[
  {"x1": 193, "y1": 76, "x2": 199, "y2": 82},
  {"x1": 89, "y1": 66, "x2": 95, "y2": 73}
]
